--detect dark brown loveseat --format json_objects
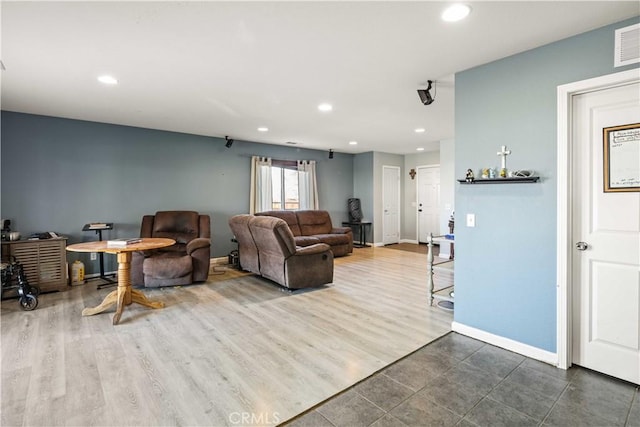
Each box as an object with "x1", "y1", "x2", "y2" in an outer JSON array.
[
  {"x1": 255, "y1": 210, "x2": 353, "y2": 256},
  {"x1": 229, "y1": 215, "x2": 334, "y2": 289}
]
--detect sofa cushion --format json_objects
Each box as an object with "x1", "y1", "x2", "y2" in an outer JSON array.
[
  {"x1": 296, "y1": 210, "x2": 333, "y2": 235},
  {"x1": 250, "y1": 216, "x2": 297, "y2": 257},
  {"x1": 256, "y1": 211, "x2": 301, "y2": 236},
  {"x1": 152, "y1": 211, "x2": 200, "y2": 244},
  {"x1": 294, "y1": 236, "x2": 321, "y2": 247},
  {"x1": 314, "y1": 233, "x2": 351, "y2": 246}
]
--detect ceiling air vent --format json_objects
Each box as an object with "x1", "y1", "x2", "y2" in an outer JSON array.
[{"x1": 614, "y1": 23, "x2": 640, "y2": 67}]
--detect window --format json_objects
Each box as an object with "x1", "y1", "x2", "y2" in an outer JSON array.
[
  {"x1": 271, "y1": 165, "x2": 300, "y2": 210},
  {"x1": 250, "y1": 156, "x2": 318, "y2": 214}
]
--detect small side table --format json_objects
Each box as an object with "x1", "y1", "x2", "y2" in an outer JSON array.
[
  {"x1": 82, "y1": 223, "x2": 116, "y2": 288},
  {"x1": 341, "y1": 221, "x2": 372, "y2": 248}
]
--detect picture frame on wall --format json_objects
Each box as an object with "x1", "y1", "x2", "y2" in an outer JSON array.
[{"x1": 603, "y1": 122, "x2": 640, "y2": 193}]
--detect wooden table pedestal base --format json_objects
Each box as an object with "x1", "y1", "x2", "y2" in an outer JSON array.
[{"x1": 81, "y1": 251, "x2": 164, "y2": 325}]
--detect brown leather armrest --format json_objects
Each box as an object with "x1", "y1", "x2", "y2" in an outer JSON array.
[
  {"x1": 186, "y1": 237, "x2": 211, "y2": 254},
  {"x1": 294, "y1": 243, "x2": 331, "y2": 256},
  {"x1": 331, "y1": 227, "x2": 352, "y2": 235}
]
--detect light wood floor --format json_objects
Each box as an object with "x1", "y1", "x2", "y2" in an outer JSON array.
[{"x1": 1, "y1": 246, "x2": 452, "y2": 426}]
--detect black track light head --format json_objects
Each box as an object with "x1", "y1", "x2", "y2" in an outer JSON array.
[
  {"x1": 225, "y1": 136, "x2": 234, "y2": 148},
  {"x1": 329, "y1": 149, "x2": 334, "y2": 159},
  {"x1": 417, "y1": 80, "x2": 435, "y2": 105}
]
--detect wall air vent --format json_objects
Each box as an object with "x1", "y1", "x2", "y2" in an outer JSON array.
[{"x1": 614, "y1": 23, "x2": 640, "y2": 67}]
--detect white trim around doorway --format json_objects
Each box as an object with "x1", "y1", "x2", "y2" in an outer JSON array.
[
  {"x1": 414, "y1": 164, "x2": 440, "y2": 244},
  {"x1": 556, "y1": 68, "x2": 639, "y2": 370}
]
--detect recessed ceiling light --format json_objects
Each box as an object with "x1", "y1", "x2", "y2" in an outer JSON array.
[
  {"x1": 442, "y1": 4, "x2": 471, "y2": 22},
  {"x1": 415, "y1": 128, "x2": 426, "y2": 133},
  {"x1": 318, "y1": 103, "x2": 333, "y2": 112},
  {"x1": 416, "y1": 147, "x2": 425, "y2": 151},
  {"x1": 257, "y1": 127, "x2": 269, "y2": 132},
  {"x1": 349, "y1": 141, "x2": 358, "y2": 145},
  {"x1": 97, "y1": 75, "x2": 118, "y2": 85}
]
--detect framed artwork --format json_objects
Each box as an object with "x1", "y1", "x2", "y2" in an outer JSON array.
[{"x1": 603, "y1": 123, "x2": 640, "y2": 192}]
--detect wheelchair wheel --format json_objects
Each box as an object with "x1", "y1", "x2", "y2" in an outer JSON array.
[{"x1": 19, "y1": 294, "x2": 38, "y2": 311}]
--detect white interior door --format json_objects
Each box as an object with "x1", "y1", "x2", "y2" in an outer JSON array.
[
  {"x1": 382, "y1": 166, "x2": 400, "y2": 245},
  {"x1": 571, "y1": 81, "x2": 640, "y2": 384},
  {"x1": 417, "y1": 166, "x2": 440, "y2": 243}
]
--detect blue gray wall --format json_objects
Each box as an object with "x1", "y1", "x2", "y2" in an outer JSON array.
[
  {"x1": 1, "y1": 112, "x2": 354, "y2": 274},
  {"x1": 353, "y1": 152, "x2": 374, "y2": 239},
  {"x1": 454, "y1": 17, "x2": 639, "y2": 352}
]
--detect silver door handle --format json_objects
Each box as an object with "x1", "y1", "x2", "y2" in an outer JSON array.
[{"x1": 575, "y1": 242, "x2": 589, "y2": 251}]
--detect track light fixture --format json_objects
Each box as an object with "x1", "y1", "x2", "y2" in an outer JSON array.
[
  {"x1": 225, "y1": 136, "x2": 234, "y2": 148},
  {"x1": 417, "y1": 80, "x2": 435, "y2": 105},
  {"x1": 329, "y1": 149, "x2": 334, "y2": 159}
]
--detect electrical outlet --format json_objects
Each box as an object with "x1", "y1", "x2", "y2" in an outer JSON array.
[
  {"x1": 466, "y1": 213, "x2": 476, "y2": 227},
  {"x1": 90, "y1": 252, "x2": 97, "y2": 261}
]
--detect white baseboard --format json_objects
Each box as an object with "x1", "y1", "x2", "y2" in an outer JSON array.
[
  {"x1": 452, "y1": 321, "x2": 558, "y2": 366},
  {"x1": 400, "y1": 239, "x2": 418, "y2": 244}
]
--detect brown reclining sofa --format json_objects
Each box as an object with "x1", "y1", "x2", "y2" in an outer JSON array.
[
  {"x1": 255, "y1": 210, "x2": 353, "y2": 257},
  {"x1": 229, "y1": 214, "x2": 334, "y2": 289}
]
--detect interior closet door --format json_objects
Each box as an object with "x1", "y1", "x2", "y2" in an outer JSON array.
[
  {"x1": 571, "y1": 80, "x2": 640, "y2": 384},
  {"x1": 417, "y1": 166, "x2": 440, "y2": 243}
]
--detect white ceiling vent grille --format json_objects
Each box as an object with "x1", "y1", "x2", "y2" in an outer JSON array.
[{"x1": 615, "y1": 23, "x2": 640, "y2": 67}]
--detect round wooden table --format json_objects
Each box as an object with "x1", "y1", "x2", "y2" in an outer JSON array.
[{"x1": 66, "y1": 238, "x2": 175, "y2": 325}]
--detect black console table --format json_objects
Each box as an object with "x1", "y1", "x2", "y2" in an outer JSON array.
[
  {"x1": 342, "y1": 221, "x2": 372, "y2": 248},
  {"x1": 82, "y1": 223, "x2": 116, "y2": 288}
]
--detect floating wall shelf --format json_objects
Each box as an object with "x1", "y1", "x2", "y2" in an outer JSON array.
[{"x1": 457, "y1": 177, "x2": 540, "y2": 184}]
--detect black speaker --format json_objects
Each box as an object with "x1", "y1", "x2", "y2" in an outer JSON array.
[
  {"x1": 417, "y1": 89, "x2": 432, "y2": 105},
  {"x1": 417, "y1": 80, "x2": 434, "y2": 105},
  {"x1": 348, "y1": 198, "x2": 363, "y2": 222}
]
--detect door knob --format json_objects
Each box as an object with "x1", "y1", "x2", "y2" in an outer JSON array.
[{"x1": 575, "y1": 241, "x2": 589, "y2": 251}]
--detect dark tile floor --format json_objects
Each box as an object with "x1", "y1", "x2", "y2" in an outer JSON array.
[{"x1": 283, "y1": 333, "x2": 640, "y2": 427}]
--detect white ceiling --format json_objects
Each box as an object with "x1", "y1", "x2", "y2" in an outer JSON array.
[{"x1": 1, "y1": 1, "x2": 638, "y2": 154}]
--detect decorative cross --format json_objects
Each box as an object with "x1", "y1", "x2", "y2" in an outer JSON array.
[{"x1": 497, "y1": 145, "x2": 511, "y2": 170}]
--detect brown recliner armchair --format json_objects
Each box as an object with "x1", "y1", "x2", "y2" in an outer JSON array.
[{"x1": 131, "y1": 211, "x2": 211, "y2": 288}]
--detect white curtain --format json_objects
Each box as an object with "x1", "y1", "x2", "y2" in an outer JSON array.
[
  {"x1": 249, "y1": 156, "x2": 272, "y2": 214},
  {"x1": 297, "y1": 160, "x2": 319, "y2": 210}
]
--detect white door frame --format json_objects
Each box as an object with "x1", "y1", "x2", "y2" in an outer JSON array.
[
  {"x1": 415, "y1": 164, "x2": 440, "y2": 243},
  {"x1": 556, "y1": 68, "x2": 639, "y2": 370},
  {"x1": 382, "y1": 165, "x2": 401, "y2": 245}
]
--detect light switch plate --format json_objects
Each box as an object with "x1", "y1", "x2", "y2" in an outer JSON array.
[{"x1": 466, "y1": 213, "x2": 476, "y2": 227}]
